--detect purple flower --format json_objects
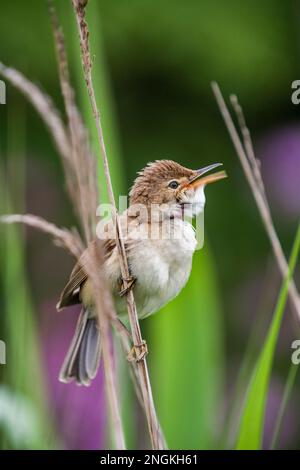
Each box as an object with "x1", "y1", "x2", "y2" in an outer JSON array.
[
  {"x1": 41, "y1": 300, "x2": 106, "y2": 449},
  {"x1": 257, "y1": 124, "x2": 300, "y2": 219}
]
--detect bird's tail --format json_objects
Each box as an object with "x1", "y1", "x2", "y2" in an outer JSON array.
[{"x1": 59, "y1": 308, "x2": 101, "y2": 386}]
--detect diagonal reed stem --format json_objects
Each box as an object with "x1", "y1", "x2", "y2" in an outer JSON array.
[
  {"x1": 71, "y1": 0, "x2": 166, "y2": 449},
  {"x1": 0, "y1": 211, "x2": 126, "y2": 449},
  {"x1": 211, "y1": 82, "x2": 300, "y2": 325},
  {"x1": 48, "y1": 1, "x2": 126, "y2": 449}
]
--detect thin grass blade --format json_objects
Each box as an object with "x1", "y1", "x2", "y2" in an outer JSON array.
[{"x1": 236, "y1": 223, "x2": 300, "y2": 450}]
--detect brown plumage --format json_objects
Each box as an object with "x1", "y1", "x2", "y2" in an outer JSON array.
[
  {"x1": 57, "y1": 159, "x2": 227, "y2": 385},
  {"x1": 58, "y1": 160, "x2": 196, "y2": 311},
  {"x1": 129, "y1": 160, "x2": 195, "y2": 205}
]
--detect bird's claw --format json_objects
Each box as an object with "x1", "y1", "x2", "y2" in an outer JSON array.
[
  {"x1": 127, "y1": 340, "x2": 148, "y2": 363},
  {"x1": 119, "y1": 276, "x2": 136, "y2": 297}
]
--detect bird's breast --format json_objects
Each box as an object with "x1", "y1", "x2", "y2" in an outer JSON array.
[{"x1": 125, "y1": 219, "x2": 197, "y2": 319}]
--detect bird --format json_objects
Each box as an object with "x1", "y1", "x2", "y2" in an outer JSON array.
[{"x1": 57, "y1": 159, "x2": 227, "y2": 386}]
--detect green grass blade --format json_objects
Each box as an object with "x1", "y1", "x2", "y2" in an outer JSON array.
[
  {"x1": 236, "y1": 223, "x2": 300, "y2": 450},
  {"x1": 220, "y1": 268, "x2": 275, "y2": 449},
  {"x1": 149, "y1": 247, "x2": 224, "y2": 449}
]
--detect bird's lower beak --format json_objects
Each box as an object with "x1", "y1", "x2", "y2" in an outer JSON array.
[{"x1": 185, "y1": 163, "x2": 227, "y2": 189}]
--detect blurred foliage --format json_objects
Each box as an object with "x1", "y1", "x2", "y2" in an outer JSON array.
[
  {"x1": 236, "y1": 224, "x2": 300, "y2": 450},
  {"x1": 0, "y1": 0, "x2": 299, "y2": 450},
  {"x1": 149, "y1": 247, "x2": 223, "y2": 449},
  {"x1": 0, "y1": 98, "x2": 56, "y2": 449}
]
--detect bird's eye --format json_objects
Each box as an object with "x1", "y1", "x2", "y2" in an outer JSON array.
[{"x1": 168, "y1": 180, "x2": 179, "y2": 189}]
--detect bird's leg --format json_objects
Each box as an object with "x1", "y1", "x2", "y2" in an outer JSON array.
[
  {"x1": 115, "y1": 317, "x2": 148, "y2": 362},
  {"x1": 127, "y1": 340, "x2": 148, "y2": 363},
  {"x1": 117, "y1": 274, "x2": 146, "y2": 361},
  {"x1": 119, "y1": 275, "x2": 137, "y2": 297},
  {"x1": 113, "y1": 314, "x2": 148, "y2": 362},
  {"x1": 118, "y1": 273, "x2": 146, "y2": 361}
]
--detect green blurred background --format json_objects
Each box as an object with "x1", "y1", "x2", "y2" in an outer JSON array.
[{"x1": 0, "y1": 0, "x2": 299, "y2": 449}]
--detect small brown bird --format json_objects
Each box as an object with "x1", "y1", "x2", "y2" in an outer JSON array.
[{"x1": 57, "y1": 160, "x2": 227, "y2": 385}]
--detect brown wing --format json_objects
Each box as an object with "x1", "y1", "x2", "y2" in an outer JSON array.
[
  {"x1": 56, "y1": 212, "x2": 140, "y2": 311},
  {"x1": 56, "y1": 237, "x2": 116, "y2": 311},
  {"x1": 56, "y1": 261, "x2": 87, "y2": 310}
]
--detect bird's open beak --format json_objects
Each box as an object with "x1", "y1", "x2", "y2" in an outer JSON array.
[{"x1": 185, "y1": 163, "x2": 227, "y2": 189}]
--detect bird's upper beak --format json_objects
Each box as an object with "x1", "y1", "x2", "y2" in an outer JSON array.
[{"x1": 184, "y1": 163, "x2": 227, "y2": 190}]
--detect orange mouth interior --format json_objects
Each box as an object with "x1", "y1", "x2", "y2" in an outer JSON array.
[{"x1": 186, "y1": 170, "x2": 227, "y2": 189}]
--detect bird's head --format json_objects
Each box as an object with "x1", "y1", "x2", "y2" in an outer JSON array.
[{"x1": 129, "y1": 160, "x2": 227, "y2": 217}]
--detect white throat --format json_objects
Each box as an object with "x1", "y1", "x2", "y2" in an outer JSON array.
[{"x1": 181, "y1": 185, "x2": 206, "y2": 217}]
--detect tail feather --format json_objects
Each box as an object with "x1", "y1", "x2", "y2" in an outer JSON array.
[
  {"x1": 84, "y1": 318, "x2": 101, "y2": 379},
  {"x1": 59, "y1": 309, "x2": 101, "y2": 386}
]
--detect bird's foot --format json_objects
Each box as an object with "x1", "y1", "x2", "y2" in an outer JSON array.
[
  {"x1": 127, "y1": 340, "x2": 148, "y2": 363},
  {"x1": 119, "y1": 276, "x2": 136, "y2": 297}
]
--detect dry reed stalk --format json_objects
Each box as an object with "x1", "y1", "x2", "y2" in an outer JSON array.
[
  {"x1": 0, "y1": 214, "x2": 83, "y2": 257},
  {"x1": 1, "y1": 4, "x2": 127, "y2": 448},
  {"x1": 47, "y1": 2, "x2": 126, "y2": 448},
  {"x1": 0, "y1": 61, "x2": 79, "y2": 224},
  {"x1": 0, "y1": 212, "x2": 126, "y2": 448},
  {"x1": 0, "y1": 44, "x2": 143, "y2": 453},
  {"x1": 49, "y1": 1, "x2": 98, "y2": 243},
  {"x1": 0, "y1": 212, "x2": 144, "y2": 420},
  {"x1": 0, "y1": 62, "x2": 71, "y2": 165},
  {"x1": 1, "y1": 0, "x2": 165, "y2": 448},
  {"x1": 82, "y1": 246, "x2": 126, "y2": 449},
  {"x1": 211, "y1": 82, "x2": 300, "y2": 324},
  {"x1": 72, "y1": 0, "x2": 166, "y2": 449}
]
